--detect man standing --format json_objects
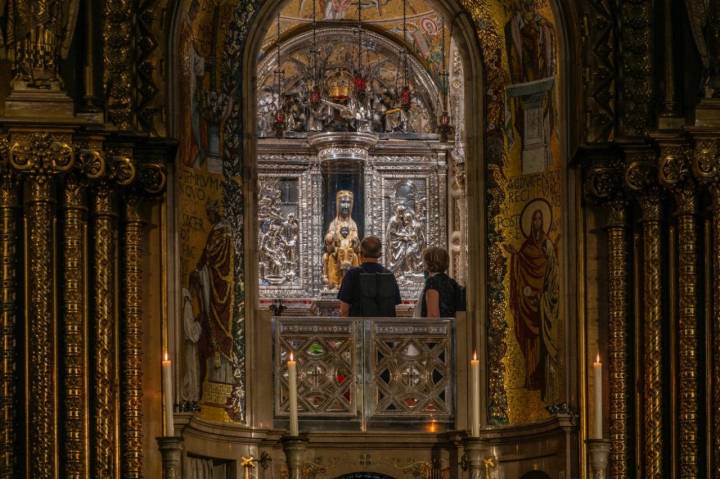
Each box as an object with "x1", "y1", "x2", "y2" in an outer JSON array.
[{"x1": 338, "y1": 236, "x2": 401, "y2": 317}]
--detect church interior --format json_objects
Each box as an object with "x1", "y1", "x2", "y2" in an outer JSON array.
[{"x1": 0, "y1": 0, "x2": 719, "y2": 477}]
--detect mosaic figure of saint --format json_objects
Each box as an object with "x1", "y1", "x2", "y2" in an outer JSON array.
[
  {"x1": 505, "y1": 200, "x2": 560, "y2": 403},
  {"x1": 194, "y1": 200, "x2": 235, "y2": 385}
]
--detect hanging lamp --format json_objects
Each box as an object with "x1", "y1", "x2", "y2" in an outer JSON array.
[
  {"x1": 353, "y1": 1, "x2": 367, "y2": 96},
  {"x1": 309, "y1": 0, "x2": 322, "y2": 105},
  {"x1": 438, "y1": 17, "x2": 453, "y2": 142},
  {"x1": 399, "y1": 0, "x2": 412, "y2": 111},
  {"x1": 273, "y1": 11, "x2": 286, "y2": 137}
]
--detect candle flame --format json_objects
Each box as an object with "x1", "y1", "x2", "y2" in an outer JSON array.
[
  {"x1": 472, "y1": 351, "x2": 477, "y2": 361},
  {"x1": 596, "y1": 353, "x2": 601, "y2": 363},
  {"x1": 289, "y1": 352, "x2": 294, "y2": 361},
  {"x1": 164, "y1": 352, "x2": 168, "y2": 362}
]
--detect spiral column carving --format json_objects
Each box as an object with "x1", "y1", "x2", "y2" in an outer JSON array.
[
  {"x1": 92, "y1": 182, "x2": 117, "y2": 479},
  {"x1": 640, "y1": 193, "x2": 663, "y2": 479},
  {"x1": 711, "y1": 184, "x2": 720, "y2": 478},
  {"x1": 606, "y1": 200, "x2": 630, "y2": 479},
  {"x1": 0, "y1": 155, "x2": 18, "y2": 479},
  {"x1": 121, "y1": 194, "x2": 143, "y2": 479},
  {"x1": 625, "y1": 154, "x2": 664, "y2": 478}
]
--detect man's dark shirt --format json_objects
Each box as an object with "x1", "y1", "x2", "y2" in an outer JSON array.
[{"x1": 338, "y1": 262, "x2": 401, "y2": 316}]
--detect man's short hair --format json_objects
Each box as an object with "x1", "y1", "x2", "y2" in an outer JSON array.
[
  {"x1": 360, "y1": 236, "x2": 382, "y2": 258},
  {"x1": 423, "y1": 246, "x2": 449, "y2": 273}
]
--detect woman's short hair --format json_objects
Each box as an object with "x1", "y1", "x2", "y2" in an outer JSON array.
[{"x1": 423, "y1": 246, "x2": 449, "y2": 273}]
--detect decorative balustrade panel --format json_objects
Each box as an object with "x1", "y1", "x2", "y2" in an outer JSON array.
[
  {"x1": 275, "y1": 318, "x2": 359, "y2": 418},
  {"x1": 367, "y1": 319, "x2": 453, "y2": 420},
  {"x1": 273, "y1": 317, "x2": 455, "y2": 427}
]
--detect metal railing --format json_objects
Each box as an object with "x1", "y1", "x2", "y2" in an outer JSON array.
[{"x1": 273, "y1": 316, "x2": 455, "y2": 430}]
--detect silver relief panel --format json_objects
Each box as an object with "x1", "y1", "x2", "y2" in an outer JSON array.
[
  {"x1": 258, "y1": 157, "x2": 318, "y2": 298},
  {"x1": 258, "y1": 144, "x2": 447, "y2": 302},
  {"x1": 365, "y1": 154, "x2": 447, "y2": 299}
]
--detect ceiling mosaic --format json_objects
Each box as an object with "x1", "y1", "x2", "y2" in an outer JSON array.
[{"x1": 260, "y1": 0, "x2": 450, "y2": 77}]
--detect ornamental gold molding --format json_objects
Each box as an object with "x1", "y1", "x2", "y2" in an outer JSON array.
[
  {"x1": 104, "y1": 0, "x2": 135, "y2": 128},
  {"x1": 9, "y1": 132, "x2": 74, "y2": 175},
  {"x1": 618, "y1": 0, "x2": 654, "y2": 137}
]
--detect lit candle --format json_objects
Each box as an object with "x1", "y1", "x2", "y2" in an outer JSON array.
[
  {"x1": 288, "y1": 352, "x2": 299, "y2": 436},
  {"x1": 593, "y1": 353, "x2": 603, "y2": 439},
  {"x1": 470, "y1": 351, "x2": 480, "y2": 437},
  {"x1": 162, "y1": 352, "x2": 175, "y2": 436}
]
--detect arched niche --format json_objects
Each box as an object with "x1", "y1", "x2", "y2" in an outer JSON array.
[{"x1": 169, "y1": 0, "x2": 578, "y2": 432}]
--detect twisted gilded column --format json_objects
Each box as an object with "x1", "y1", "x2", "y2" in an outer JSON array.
[
  {"x1": 711, "y1": 184, "x2": 720, "y2": 477},
  {"x1": 626, "y1": 156, "x2": 663, "y2": 478},
  {"x1": 62, "y1": 173, "x2": 89, "y2": 479},
  {"x1": 0, "y1": 150, "x2": 18, "y2": 478},
  {"x1": 640, "y1": 193, "x2": 663, "y2": 479},
  {"x1": 693, "y1": 138, "x2": 720, "y2": 476},
  {"x1": 92, "y1": 182, "x2": 117, "y2": 479},
  {"x1": 584, "y1": 156, "x2": 632, "y2": 477},
  {"x1": 122, "y1": 195, "x2": 143, "y2": 479},
  {"x1": 605, "y1": 200, "x2": 630, "y2": 479},
  {"x1": 9, "y1": 132, "x2": 73, "y2": 479},
  {"x1": 659, "y1": 143, "x2": 700, "y2": 478},
  {"x1": 675, "y1": 188, "x2": 699, "y2": 478}
]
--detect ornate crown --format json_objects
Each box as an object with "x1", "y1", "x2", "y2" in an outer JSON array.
[{"x1": 327, "y1": 69, "x2": 352, "y2": 100}]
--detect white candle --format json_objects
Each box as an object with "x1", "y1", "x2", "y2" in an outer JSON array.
[
  {"x1": 162, "y1": 352, "x2": 175, "y2": 436},
  {"x1": 288, "y1": 352, "x2": 299, "y2": 436},
  {"x1": 470, "y1": 351, "x2": 480, "y2": 437},
  {"x1": 593, "y1": 353, "x2": 603, "y2": 439}
]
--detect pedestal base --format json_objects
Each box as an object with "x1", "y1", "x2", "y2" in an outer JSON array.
[
  {"x1": 462, "y1": 437, "x2": 498, "y2": 479},
  {"x1": 157, "y1": 436, "x2": 184, "y2": 479},
  {"x1": 695, "y1": 98, "x2": 720, "y2": 127},
  {"x1": 282, "y1": 435, "x2": 309, "y2": 479},
  {"x1": 4, "y1": 88, "x2": 74, "y2": 119},
  {"x1": 586, "y1": 439, "x2": 610, "y2": 479}
]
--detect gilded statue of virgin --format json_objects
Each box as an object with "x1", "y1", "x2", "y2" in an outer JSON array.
[{"x1": 323, "y1": 190, "x2": 359, "y2": 289}]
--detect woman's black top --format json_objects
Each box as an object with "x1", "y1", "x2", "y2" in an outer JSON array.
[{"x1": 420, "y1": 273, "x2": 464, "y2": 317}]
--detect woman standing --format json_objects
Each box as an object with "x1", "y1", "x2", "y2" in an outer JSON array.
[{"x1": 420, "y1": 247, "x2": 465, "y2": 318}]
